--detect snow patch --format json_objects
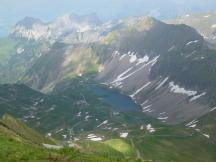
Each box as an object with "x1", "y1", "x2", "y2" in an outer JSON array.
[
  {"x1": 113, "y1": 128, "x2": 119, "y2": 131},
  {"x1": 159, "y1": 112, "x2": 166, "y2": 115},
  {"x1": 115, "y1": 56, "x2": 160, "y2": 83},
  {"x1": 39, "y1": 98, "x2": 44, "y2": 103},
  {"x1": 113, "y1": 51, "x2": 120, "y2": 56},
  {"x1": 185, "y1": 120, "x2": 198, "y2": 127},
  {"x1": 43, "y1": 144, "x2": 63, "y2": 150},
  {"x1": 155, "y1": 77, "x2": 169, "y2": 90},
  {"x1": 142, "y1": 105, "x2": 153, "y2": 113},
  {"x1": 186, "y1": 40, "x2": 199, "y2": 46},
  {"x1": 211, "y1": 24, "x2": 216, "y2": 28},
  {"x1": 77, "y1": 25, "x2": 91, "y2": 33},
  {"x1": 146, "y1": 124, "x2": 155, "y2": 133},
  {"x1": 76, "y1": 112, "x2": 81, "y2": 117},
  {"x1": 136, "y1": 55, "x2": 149, "y2": 66},
  {"x1": 143, "y1": 109, "x2": 154, "y2": 113},
  {"x1": 195, "y1": 129, "x2": 201, "y2": 132},
  {"x1": 87, "y1": 134, "x2": 103, "y2": 141},
  {"x1": 141, "y1": 100, "x2": 149, "y2": 106},
  {"x1": 210, "y1": 107, "x2": 216, "y2": 112},
  {"x1": 113, "y1": 112, "x2": 120, "y2": 116},
  {"x1": 128, "y1": 52, "x2": 137, "y2": 63},
  {"x1": 85, "y1": 115, "x2": 91, "y2": 121},
  {"x1": 142, "y1": 105, "x2": 152, "y2": 110},
  {"x1": 168, "y1": 45, "x2": 175, "y2": 52},
  {"x1": 202, "y1": 134, "x2": 210, "y2": 138},
  {"x1": 189, "y1": 124, "x2": 197, "y2": 128},
  {"x1": 120, "y1": 132, "x2": 128, "y2": 138},
  {"x1": 16, "y1": 48, "x2": 25, "y2": 54},
  {"x1": 119, "y1": 54, "x2": 127, "y2": 60},
  {"x1": 47, "y1": 106, "x2": 55, "y2": 112},
  {"x1": 130, "y1": 82, "x2": 151, "y2": 98},
  {"x1": 111, "y1": 67, "x2": 133, "y2": 83},
  {"x1": 47, "y1": 133, "x2": 52, "y2": 137},
  {"x1": 56, "y1": 128, "x2": 64, "y2": 133},
  {"x1": 169, "y1": 82, "x2": 197, "y2": 96},
  {"x1": 157, "y1": 117, "x2": 168, "y2": 120},
  {"x1": 62, "y1": 135, "x2": 67, "y2": 139},
  {"x1": 189, "y1": 92, "x2": 206, "y2": 102},
  {"x1": 97, "y1": 120, "x2": 108, "y2": 128},
  {"x1": 204, "y1": 15, "x2": 210, "y2": 18},
  {"x1": 90, "y1": 137, "x2": 103, "y2": 141}
]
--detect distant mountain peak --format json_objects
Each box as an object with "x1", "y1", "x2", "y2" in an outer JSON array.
[
  {"x1": 12, "y1": 13, "x2": 102, "y2": 41},
  {"x1": 16, "y1": 16, "x2": 44, "y2": 28},
  {"x1": 123, "y1": 16, "x2": 163, "y2": 31},
  {"x1": 55, "y1": 13, "x2": 102, "y2": 27}
]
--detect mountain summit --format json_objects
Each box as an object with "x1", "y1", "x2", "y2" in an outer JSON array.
[
  {"x1": 16, "y1": 16, "x2": 44, "y2": 29},
  {"x1": 12, "y1": 13, "x2": 102, "y2": 41}
]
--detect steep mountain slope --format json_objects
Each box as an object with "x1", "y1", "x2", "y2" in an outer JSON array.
[
  {"x1": 0, "y1": 115, "x2": 141, "y2": 162},
  {"x1": 20, "y1": 16, "x2": 216, "y2": 124},
  {"x1": 23, "y1": 43, "x2": 100, "y2": 92},
  {"x1": 167, "y1": 12, "x2": 216, "y2": 44},
  {"x1": 0, "y1": 37, "x2": 50, "y2": 84},
  {"x1": 0, "y1": 114, "x2": 54, "y2": 145},
  {"x1": 184, "y1": 107, "x2": 216, "y2": 143},
  {"x1": 97, "y1": 17, "x2": 214, "y2": 124}
]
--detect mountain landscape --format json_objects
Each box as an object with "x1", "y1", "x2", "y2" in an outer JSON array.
[{"x1": 0, "y1": 4, "x2": 216, "y2": 162}]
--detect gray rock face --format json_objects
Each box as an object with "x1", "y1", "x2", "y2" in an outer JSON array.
[
  {"x1": 95, "y1": 17, "x2": 212, "y2": 124},
  {"x1": 96, "y1": 50, "x2": 210, "y2": 124}
]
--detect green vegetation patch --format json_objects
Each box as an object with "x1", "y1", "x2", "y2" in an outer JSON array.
[{"x1": 104, "y1": 139, "x2": 134, "y2": 156}]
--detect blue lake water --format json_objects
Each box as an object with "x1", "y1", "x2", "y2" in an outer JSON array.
[{"x1": 89, "y1": 84, "x2": 141, "y2": 112}]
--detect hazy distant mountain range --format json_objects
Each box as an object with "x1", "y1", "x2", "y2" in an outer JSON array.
[{"x1": 2, "y1": 0, "x2": 216, "y2": 36}]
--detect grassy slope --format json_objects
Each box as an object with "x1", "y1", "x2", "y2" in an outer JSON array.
[
  {"x1": 0, "y1": 135, "x2": 142, "y2": 162},
  {"x1": 130, "y1": 125, "x2": 216, "y2": 162},
  {"x1": 0, "y1": 114, "x2": 143, "y2": 162},
  {"x1": 195, "y1": 109, "x2": 216, "y2": 142},
  {"x1": 0, "y1": 114, "x2": 54, "y2": 145},
  {"x1": 1, "y1": 122, "x2": 215, "y2": 162},
  {"x1": 104, "y1": 139, "x2": 135, "y2": 157}
]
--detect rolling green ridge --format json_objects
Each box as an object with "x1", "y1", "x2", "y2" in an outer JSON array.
[
  {"x1": 1, "y1": 113, "x2": 215, "y2": 162},
  {"x1": 0, "y1": 114, "x2": 143, "y2": 162}
]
